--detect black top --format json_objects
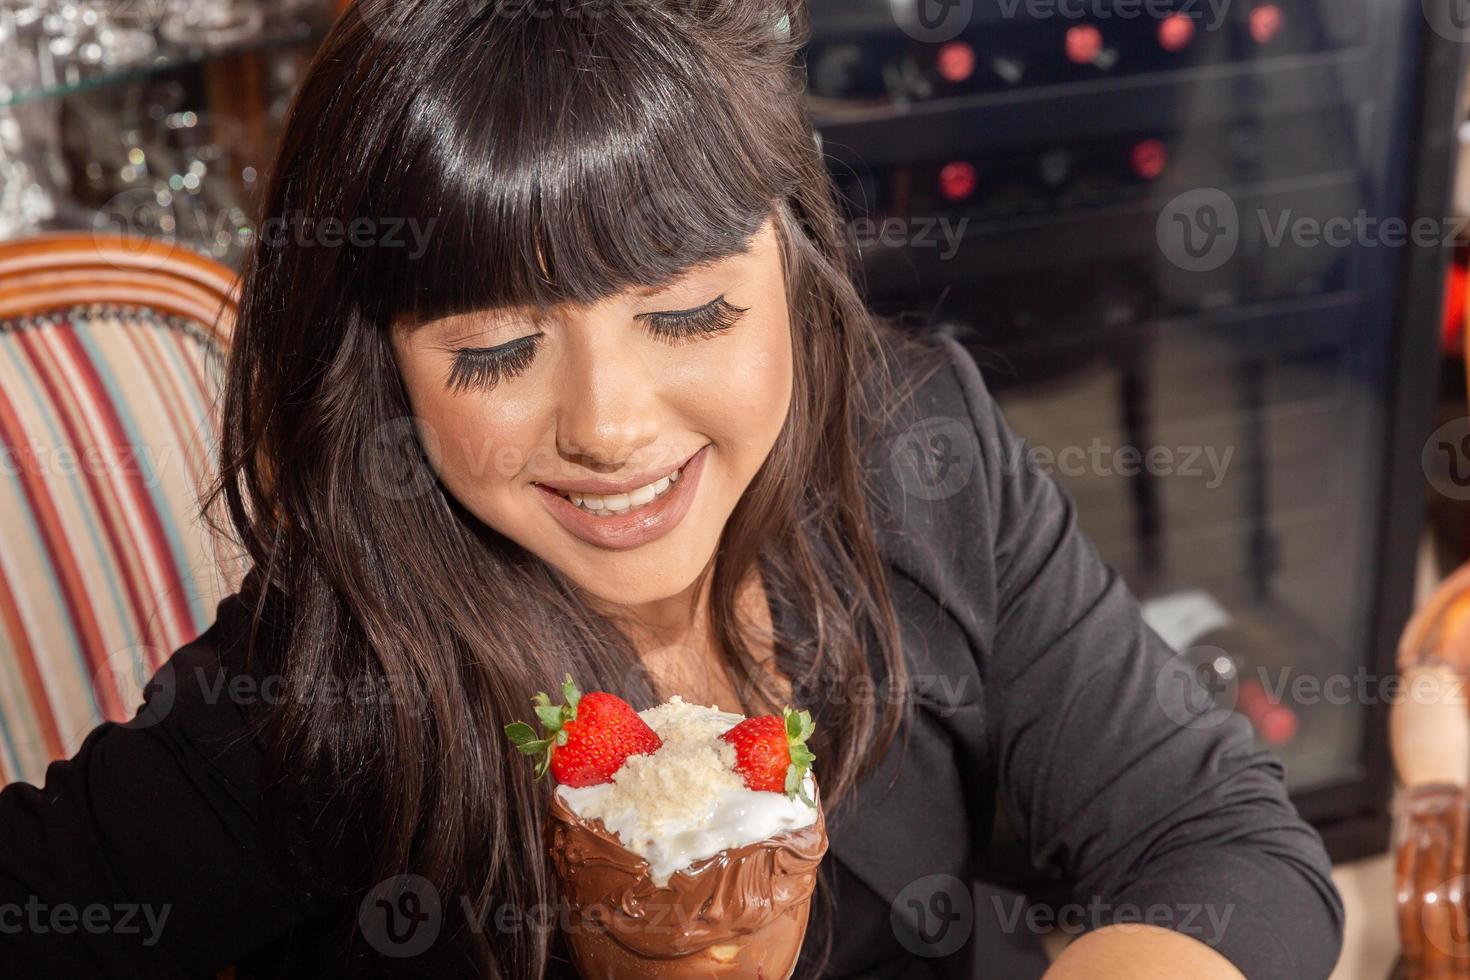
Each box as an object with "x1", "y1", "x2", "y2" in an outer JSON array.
[{"x1": 0, "y1": 335, "x2": 1344, "y2": 979}]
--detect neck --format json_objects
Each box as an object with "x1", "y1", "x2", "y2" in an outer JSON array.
[{"x1": 591, "y1": 555, "x2": 720, "y2": 656}]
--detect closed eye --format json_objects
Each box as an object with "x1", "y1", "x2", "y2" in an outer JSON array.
[
  {"x1": 637, "y1": 295, "x2": 749, "y2": 343},
  {"x1": 441, "y1": 295, "x2": 748, "y2": 393},
  {"x1": 443, "y1": 333, "x2": 542, "y2": 394}
]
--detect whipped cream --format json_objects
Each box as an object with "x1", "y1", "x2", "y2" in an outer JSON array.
[{"x1": 556, "y1": 695, "x2": 820, "y2": 886}]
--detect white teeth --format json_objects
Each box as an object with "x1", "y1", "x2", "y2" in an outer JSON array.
[{"x1": 561, "y1": 468, "x2": 679, "y2": 516}]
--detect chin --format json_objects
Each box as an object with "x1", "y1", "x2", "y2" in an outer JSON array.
[
  {"x1": 555, "y1": 547, "x2": 711, "y2": 606},
  {"x1": 570, "y1": 577, "x2": 693, "y2": 608}
]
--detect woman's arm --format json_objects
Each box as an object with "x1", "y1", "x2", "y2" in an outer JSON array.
[
  {"x1": 0, "y1": 605, "x2": 309, "y2": 974},
  {"x1": 1046, "y1": 923, "x2": 1246, "y2": 978},
  {"x1": 936, "y1": 335, "x2": 1344, "y2": 980}
]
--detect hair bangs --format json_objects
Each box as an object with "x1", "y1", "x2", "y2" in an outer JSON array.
[{"x1": 357, "y1": 3, "x2": 802, "y2": 328}]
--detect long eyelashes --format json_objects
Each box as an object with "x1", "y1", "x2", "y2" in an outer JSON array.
[
  {"x1": 444, "y1": 296, "x2": 748, "y2": 393},
  {"x1": 445, "y1": 334, "x2": 542, "y2": 394},
  {"x1": 638, "y1": 296, "x2": 749, "y2": 343}
]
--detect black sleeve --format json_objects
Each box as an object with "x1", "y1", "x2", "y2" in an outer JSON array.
[
  {"x1": 938, "y1": 335, "x2": 1345, "y2": 980},
  {"x1": 0, "y1": 597, "x2": 310, "y2": 976}
]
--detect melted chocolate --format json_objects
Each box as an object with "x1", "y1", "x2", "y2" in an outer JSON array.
[{"x1": 547, "y1": 783, "x2": 828, "y2": 979}]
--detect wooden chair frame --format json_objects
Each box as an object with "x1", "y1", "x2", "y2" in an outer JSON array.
[
  {"x1": 1391, "y1": 308, "x2": 1470, "y2": 979},
  {"x1": 0, "y1": 232, "x2": 238, "y2": 344}
]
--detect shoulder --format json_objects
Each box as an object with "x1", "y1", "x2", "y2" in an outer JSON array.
[
  {"x1": 863, "y1": 328, "x2": 979, "y2": 430},
  {"x1": 859, "y1": 326, "x2": 1012, "y2": 524},
  {"x1": 859, "y1": 327, "x2": 1015, "y2": 490},
  {"x1": 855, "y1": 327, "x2": 1016, "y2": 608},
  {"x1": 136, "y1": 587, "x2": 270, "y2": 796}
]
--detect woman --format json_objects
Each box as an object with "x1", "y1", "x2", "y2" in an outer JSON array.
[{"x1": 0, "y1": 0, "x2": 1343, "y2": 977}]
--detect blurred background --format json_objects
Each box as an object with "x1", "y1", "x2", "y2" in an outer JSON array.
[{"x1": 1, "y1": 0, "x2": 1468, "y2": 975}]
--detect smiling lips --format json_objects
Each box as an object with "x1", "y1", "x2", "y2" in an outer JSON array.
[
  {"x1": 554, "y1": 468, "x2": 682, "y2": 517},
  {"x1": 533, "y1": 444, "x2": 711, "y2": 551}
]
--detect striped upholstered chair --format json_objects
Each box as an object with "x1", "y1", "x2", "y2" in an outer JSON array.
[{"x1": 0, "y1": 233, "x2": 245, "y2": 787}]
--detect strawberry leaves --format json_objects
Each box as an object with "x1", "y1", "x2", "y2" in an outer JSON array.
[
  {"x1": 506, "y1": 673, "x2": 583, "y2": 780},
  {"x1": 783, "y1": 706, "x2": 817, "y2": 807},
  {"x1": 504, "y1": 676, "x2": 662, "y2": 787}
]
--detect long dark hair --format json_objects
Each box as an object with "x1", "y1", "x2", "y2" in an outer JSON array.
[{"x1": 204, "y1": 0, "x2": 948, "y2": 974}]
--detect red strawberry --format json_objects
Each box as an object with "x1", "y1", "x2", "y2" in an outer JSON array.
[
  {"x1": 720, "y1": 705, "x2": 817, "y2": 806},
  {"x1": 504, "y1": 675, "x2": 662, "y2": 787}
]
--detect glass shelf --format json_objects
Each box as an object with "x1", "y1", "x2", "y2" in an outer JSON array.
[{"x1": 1, "y1": 16, "x2": 330, "y2": 110}]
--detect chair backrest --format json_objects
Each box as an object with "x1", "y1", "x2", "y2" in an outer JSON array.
[{"x1": 0, "y1": 233, "x2": 243, "y2": 786}]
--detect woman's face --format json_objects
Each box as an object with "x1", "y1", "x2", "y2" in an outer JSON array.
[{"x1": 389, "y1": 216, "x2": 794, "y2": 607}]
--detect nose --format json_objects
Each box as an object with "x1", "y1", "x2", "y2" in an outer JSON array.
[{"x1": 554, "y1": 326, "x2": 661, "y2": 468}]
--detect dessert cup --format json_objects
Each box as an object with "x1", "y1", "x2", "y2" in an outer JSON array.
[{"x1": 548, "y1": 781, "x2": 828, "y2": 979}]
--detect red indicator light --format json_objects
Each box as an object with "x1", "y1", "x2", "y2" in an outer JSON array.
[
  {"x1": 1065, "y1": 24, "x2": 1103, "y2": 65},
  {"x1": 938, "y1": 161, "x2": 977, "y2": 202},
  {"x1": 937, "y1": 41, "x2": 976, "y2": 83},
  {"x1": 1237, "y1": 679, "x2": 1297, "y2": 745},
  {"x1": 1158, "y1": 13, "x2": 1195, "y2": 52},
  {"x1": 1130, "y1": 139, "x2": 1168, "y2": 180},
  {"x1": 1250, "y1": 4, "x2": 1283, "y2": 44}
]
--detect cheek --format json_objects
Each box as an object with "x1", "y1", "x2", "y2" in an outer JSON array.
[
  {"x1": 671, "y1": 312, "x2": 794, "y2": 455},
  {"x1": 396, "y1": 359, "x2": 545, "y2": 497}
]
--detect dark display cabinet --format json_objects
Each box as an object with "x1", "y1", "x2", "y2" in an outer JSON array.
[{"x1": 807, "y1": 0, "x2": 1465, "y2": 861}]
